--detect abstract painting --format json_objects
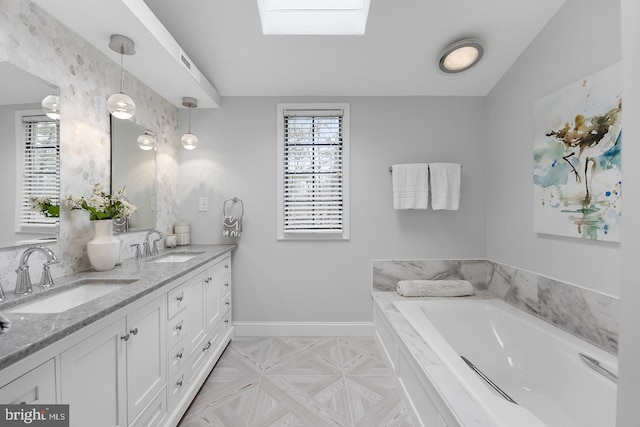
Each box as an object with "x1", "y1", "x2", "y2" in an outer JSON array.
[{"x1": 533, "y1": 63, "x2": 622, "y2": 242}]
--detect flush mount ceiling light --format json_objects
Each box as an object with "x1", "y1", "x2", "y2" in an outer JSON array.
[
  {"x1": 439, "y1": 39, "x2": 484, "y2": 74},
  {"x1": 181, "y1": 97, "x2": 198, "y2": 150},
  {"x1": 41, "y1": 94, "x2": 60, "y2": 120},
  {"x1": 137, "y1": 130, "x2": 156, "y2": 151},
  {"x1": 257, "y1": 0, "x2": 371, "y2": 35},
  {"x1": 107, "y1": 34, "x2": 136, "y2": 120}
]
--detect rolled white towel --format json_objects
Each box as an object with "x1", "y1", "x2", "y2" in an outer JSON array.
[{"x1": 396, "y1": 280, "x2": 474, "y2": 297}]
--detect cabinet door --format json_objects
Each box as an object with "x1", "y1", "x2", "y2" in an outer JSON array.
[
  {"x1": 126, "y1": 295, "x2": 167, "y2": 423},
  {"x1": 61, "y1": 318, "x2": 127, "y2": 427},
  {"x1": 184, "y1": 274, "x2": 206, "y2": 357},
  {"x1": 204, "y1": 264, "x2": 220, "y2": 331},
  {"x1": 0, "y1": 359, "x2": 56, "y2": 405}
]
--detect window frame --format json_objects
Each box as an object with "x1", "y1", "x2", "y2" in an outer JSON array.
[
  {"x1": 276, "y1": 103, "x2": 350, "y2": 241},
  {"x1": 14, "y1": 109, "x2": 60, "y2": 234}
]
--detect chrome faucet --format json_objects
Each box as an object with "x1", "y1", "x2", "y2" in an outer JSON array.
[
  {"x1": 14, "y1": 245, "x2": 59, "y2": 296},
  {"x1": 142, "y1": 229, "x2": 164, "y2": 258}
]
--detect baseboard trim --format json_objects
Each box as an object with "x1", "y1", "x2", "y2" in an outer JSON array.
[{"x1": 233, "y1": 321, "x2": 374, "y2": 337}]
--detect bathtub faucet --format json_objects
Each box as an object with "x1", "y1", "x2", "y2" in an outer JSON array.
[{"x1": 14, "y1": 245, "x2": 60, "y2": 296}]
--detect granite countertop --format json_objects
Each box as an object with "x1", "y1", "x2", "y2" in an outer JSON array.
[
  {"x1": 372, "y1": 291, "x2": 496, "y2": 427},
  {"x1": 0, "y1": 244, "x2": 236, "y2": 371}
]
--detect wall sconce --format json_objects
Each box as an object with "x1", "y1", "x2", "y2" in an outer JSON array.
[
  {"x1": 41, "y1": 94, "x2": 60, "y2": 120},
  {"x1": 181, "y1": 97, "x2": 198, "y2": 150},
  {"x1": 107, "y1": 34, "x2": 136, "y2": 119},
  {"x1": 137, "y1": 130, "x2": 156, "y2": 151},
  {"x1": 439, "y1": 39, "x2": 484, "y2": 74}
]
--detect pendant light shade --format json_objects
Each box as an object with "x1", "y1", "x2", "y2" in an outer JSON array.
[
  {"x1": 108, "y1": 34, "x2": 136, "y2": 120},
  {"x1": 181, "y1": 97, "x2": 199, "y2": 150},
  {"x1": 108, "y1": 93, "x2": 136, "y2": 119},
  {"x1": 137, "y1": 131, "x2": 156, "y2": 151},
  {"x1": 41, "y1": 94, "x2": 60, "y2": 120}
]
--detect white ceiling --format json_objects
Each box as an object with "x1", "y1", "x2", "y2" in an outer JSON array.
[{"x1": 142, "y1": 0, "x2": 565, "y2": 97}]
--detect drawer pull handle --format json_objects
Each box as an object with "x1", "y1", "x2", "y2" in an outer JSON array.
[
  {"x1": 225, "y1": 301, "x2": 230, "y2": 306},
  {"x1": 224, "y1": 282, "x2": 229, "y2": 287},
  {"x1": 224, "y1": 320, "x2": 229, "y2": 324},
  {"x1": 176, "y1": 351, "x2": 183, "y2": 359},
  {"x1": 203, "y1": 341, "x2": 212, "y2": 351},
  {"x1": 204, "y1": 278, "x2": 210, "y2": 283},
  {"x1": 177, "y1": 380, "x2": 183, "y2": 387},
  {"x1": 129, "y1": 328, "x2": 138, "y2": 335},
  {"x1": 176, "y1": 294, "x2": 184, "y2": 302},
  {"x1": 175, "y1": 323, "x2": 183, "y2": 331},
  {"x1": 224, "y1": 264, "x2": 229, "y2": 270},
  {"x1": 121, "y1": 334, "x2": 130, "y2": 342}
]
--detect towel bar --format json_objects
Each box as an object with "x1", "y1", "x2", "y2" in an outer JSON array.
[{"x1": 388, "y1": 164, "x2": 462, "y2": 172}]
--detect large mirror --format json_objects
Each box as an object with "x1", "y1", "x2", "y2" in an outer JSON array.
[
  {"x1": 110, "y1": 118, "x2": 156, "y2": 233},
  {"x1": 0, "y1": 61, "x2": 60, "y2": 248}
]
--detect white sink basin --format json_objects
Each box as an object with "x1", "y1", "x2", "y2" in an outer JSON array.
[
  {"x1": 7, "y1": 283, "x2": 127, "y2": 314},
  {"x1": 150, "y1": 252, "x2": 202, "y2": 263}
]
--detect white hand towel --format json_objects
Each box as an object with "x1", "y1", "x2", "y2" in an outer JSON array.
[
  {"x1": 429, "y1": 163, "x2": 461, "y2": 210},
  {"x1": 392, "y1": 164, "x2": 429, "y2": 210},
  {"x1": 396, "y1": 280, "x2": 474, "y2": 297}
]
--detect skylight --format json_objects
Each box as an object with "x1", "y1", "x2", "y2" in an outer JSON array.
[{"x1": 257, "y1": 0, "x2": 371, "y2": 35}]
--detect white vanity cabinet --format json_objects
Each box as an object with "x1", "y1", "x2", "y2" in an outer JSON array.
[
  {"x1": 60, "y1": 295, "x2": 167, "y2": 427},
  {"x1": 0, "y1": 358, "x2": 56, "y2": 405},
  {"x1": 163, "y1": 254, "x2": 233, "y2": 426},
  {"x1": 60, "y1": 317, "x2": 127, "y2": 427},
  {"x1": 0, "y1": 249, "x2": 233, "y2": 427}
]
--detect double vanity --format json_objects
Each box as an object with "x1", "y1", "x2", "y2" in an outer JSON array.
[{"x1": 0, "y1": 244, "x2": 235, "y2": 427}]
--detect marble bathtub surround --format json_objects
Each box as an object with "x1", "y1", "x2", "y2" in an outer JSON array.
[
  {"x1": 179, "y1": 336, "x2": 415, "y2": 427},
  {"x1": 373, "y1": 259, "x2": 619, "y2": 354},
  {"x1": 372, "y1": 292, "x2": 494, "y2": 427}
]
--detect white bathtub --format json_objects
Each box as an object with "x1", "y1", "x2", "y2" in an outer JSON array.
[{"x1": 392, "y1": 298, "x2": 617, "y2": 427}]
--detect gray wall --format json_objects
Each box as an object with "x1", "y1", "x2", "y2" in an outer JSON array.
[
  {"x1": 485, "y1": 0, "x2": 621, "y2": 297},
  {"x1": 178, "y1": 96, "x2": 487, "y2": 322}
]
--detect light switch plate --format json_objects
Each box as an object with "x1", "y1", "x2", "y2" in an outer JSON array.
[{"x1": 198, "y1": 197, "x2": 208, "y2": 212}]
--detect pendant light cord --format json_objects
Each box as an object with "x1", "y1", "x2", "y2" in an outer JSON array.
[{"x1": 119, "y1": 43, "x2": 125, "y2": 94}]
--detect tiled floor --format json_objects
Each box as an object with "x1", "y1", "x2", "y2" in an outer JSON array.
[{"x1": 178, "y1": 336, "x2": 415, "y2": 427}]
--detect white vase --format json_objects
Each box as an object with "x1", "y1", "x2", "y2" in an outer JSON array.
[{"x1": 87, "y1": 219, "x2": 120, "y2": 271}]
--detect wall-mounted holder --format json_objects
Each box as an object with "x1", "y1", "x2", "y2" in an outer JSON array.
[{"x1": 223, "y1": 197, "x2": 244, "y2": 238}]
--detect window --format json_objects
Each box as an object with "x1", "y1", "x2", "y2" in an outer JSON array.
[
  {"x1": 16, "y1": 113, "x2": 60, "y2": 231},
  {"x1": 277, "y1": 103, "x2": 350, "y2": 240}
]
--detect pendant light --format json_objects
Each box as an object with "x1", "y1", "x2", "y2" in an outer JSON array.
[
  {"x1": 137, "y1": 130, "x2": 156, "y2": 151},
  {"x1": 107, "y1": 34, "x2": 136, "y2": 120},
  {"x1": 181, "y1": 97, "x2": 198, "y2": 150},
  {"x1": 41, "y1": 94, "x2": 60, "y2": 120}
]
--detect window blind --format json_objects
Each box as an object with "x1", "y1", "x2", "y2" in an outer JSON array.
[
  {"x1": 283, "y1": 109, "x2": 343, "y2": 233},
  {"x1": 19, "y1": 115, "x2": 60, "y2": 227}
]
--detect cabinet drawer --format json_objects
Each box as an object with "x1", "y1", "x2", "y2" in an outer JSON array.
[
  {"x1": 167, "y1": 310, "x2": 187, "y2": 350},
  {"x1": 188, "y1": 328, "x2": 221, "y2": 383},
  {"x1": 129, "y1": 386, "x2": 166, "y2": 427},
  {"x1": 220, "y1": 255, "x2": 231, "y2": 278},
  {"x1": 167, "y1": 370, "x2": 188, "y2": 410},
  {"x1": 0, "y1": 358, "x2": 56, "y2": 405},
  {"x1": 167, "y1": 284, "x2": 188, "y2": 319},
  {"x1": 222, "y1": 293, "x2": 231, "y2": 314},
  {"x1": 168, "y1": 342, "x2": 188, "y2": 381},
  {"x1": 220, "y1": 310, "x2": 232, "y2": 337}
]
